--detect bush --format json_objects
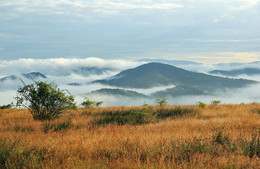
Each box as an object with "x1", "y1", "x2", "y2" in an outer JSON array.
[
  {"x1": 16, "y1": 81, "x2": 77, "y2": 121},
  {"x1": 198, "y1": 101, "x2": 207, "y2": 108},
  {"x1": 211, "y1": 100, "x2": 221, "y2": 105},
  {"x1": 155, "y1": 98, "x2": 167, "y2": 106},
  {"x1": 81, "y1": 98, "x2": 103, "y2": 108},
  {"x1": 0, "y1": 103, "x2": 13, "y2": 110}
]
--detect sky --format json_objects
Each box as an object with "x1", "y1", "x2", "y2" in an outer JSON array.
[{"x1": 0, "y1": 0, "x2": 260, "y2": 63}]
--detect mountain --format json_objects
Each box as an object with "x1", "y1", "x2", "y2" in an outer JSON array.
[
  {"x1": 0, "y1": 72, "x2": 47, "y2": 83},
  {"x1": 0, "y1": 75, "x2": 18, "y2": 82},
  {"x1": 67, "y1": 83, "x2": 81, "y2": 86},
  {"x1": 73, "y1": 67, "x2": 113, "y2": 76},
  {"x1": 138, "y1": 59, "x2": 201, "y2": 65},
  {"x1": 22, "y1": 72, "x2": 47, "y2": 79},
  {"x1": 94, "y1": 63, "x2": 256, "y2": 93},
  {"x1": 210, "y1": 68, "x2": 260, "y2": 76},
  {"x1": 151, "y1": 85, "x2": 207, "y2": 98},
  {"x1": 89, "y1": 88, "x2": 148, "y2": 98}
]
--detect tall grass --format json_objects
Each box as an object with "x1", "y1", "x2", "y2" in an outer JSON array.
[{"x1": 0, "y1": 104, "x2": 259, "y2": 168}]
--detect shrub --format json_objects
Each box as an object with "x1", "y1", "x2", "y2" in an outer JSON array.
[
  {"x1": 16, "y1": 80, "x2": 77, "y2": 121},
  {"x1": 211, "y1": 100, "x2": 221, "y2": 105},
  {"x1": 0, "y1": 103, "x2": 13, "y2": 110},
  {"x1": 81, "y1": 98, "x2": 103, "y2": 108},
  {"x1": 155, "y1": 98, "x2": 167, "y2": 106},
  {"x1": 198, "y1": 101, "x2": 207, "y2": 108}
]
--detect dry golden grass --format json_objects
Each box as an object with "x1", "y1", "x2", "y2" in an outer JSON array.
[{"x1": 0, "y1": 104, "x2": 259, "y2": 168}]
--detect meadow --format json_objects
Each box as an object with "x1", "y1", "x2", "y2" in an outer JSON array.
[{"x1": 0, "y1": 104, "x2": 259, "y2": 168}]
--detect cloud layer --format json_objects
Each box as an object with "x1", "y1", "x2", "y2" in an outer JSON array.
[
  {"x1": 1, "y1": 57, "x2": 260, "y2": 106},
  {"x1": 0, "y1": 0, "x2": 260, "y2": 62}
]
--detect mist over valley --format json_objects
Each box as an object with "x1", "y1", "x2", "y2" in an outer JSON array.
[{"x1": 1, "y1": 57, "x2": 260, "y2": 106}]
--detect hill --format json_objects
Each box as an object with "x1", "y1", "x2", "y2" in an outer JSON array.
[
  {"x1": 0, "y1": 72, "x2": 47, "y2": 83},
  {"x1": 94, "y1": 63, "x2": 256, "y2": 93},
  {"x1": 22, "y1": 72, "x2": 47, "y2": 79},
  {"x1": 138, "y1": 59, "x2": 201, "y2": 65},
  {"x1": 89, "y1": 88, "x2": 148, "y2": 98},
  {"x1": 210, "y1": 68, "x2": 260, "y2": 76},
  {"x1": 151, "y1": 85, "x2": 207, "y2": 98}
]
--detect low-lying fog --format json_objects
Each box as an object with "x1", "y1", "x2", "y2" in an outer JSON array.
[{"x1": 1, "y1": 57, "x2": 260, "y2": 106}]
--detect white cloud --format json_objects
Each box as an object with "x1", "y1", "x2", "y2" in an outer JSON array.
[
  {"x1": 0, "y1": 0, "x2": 183, "y2": 16},
  {"x1": 0, "y1": 57, "x2": 143, "y2": 76},
  {"x1": 1, "y1": 57, "x2": 260, "y2": 106}
]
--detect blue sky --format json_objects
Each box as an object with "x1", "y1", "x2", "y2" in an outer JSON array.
[{"x1": 0, "y1": 0, "x2": 260, "y2": 63}]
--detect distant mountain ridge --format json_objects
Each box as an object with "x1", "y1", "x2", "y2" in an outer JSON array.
[
  {"x1": 0, "y1": 72, "x2": 47, "y2": 83},
  {"x1": 94, "y1": 63, "x2": 256, "y2": 93},
  {"x1": 138, "y1": 59, "x2": 201, "y2": 65},
  {"x1": 210, "y1": 68, "x2": 260, "y2": 76},
  {"x1": 90, "y1": 88, "x2": 148, "y2": 98}
]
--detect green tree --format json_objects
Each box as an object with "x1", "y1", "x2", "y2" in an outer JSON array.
[
  {"x1": 198, "y1": 101, "x2": 207, "y2": 108},
  {"x1": 155, "y1": 98, "x2": 167, "y2": 106},
  {"x1": 211, "y1": 100, "x2": 221, "y2": 105},
  {"x1": 81, "y1": 98, "x2": 103, "y2": 108},
  {"x1": 16, "y1": 81, "x2": 77, "y2": 121},
  {"x1": 0, "y1": 103, "x2": 13, "y2": 110}
]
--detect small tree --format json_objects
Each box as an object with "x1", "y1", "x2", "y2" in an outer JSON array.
[
  {"x1": 16, "y1": 81, "x2": 77, "y2": 121},
  {"x1": 95, "y1": 101, "x2": 103, "y2": 107},
  {"x1": 81, "y1": 98, "x2": 103, "y2": 108},
  {"x1": 0, "y1": 103, "x2": 13, "y2": 110},
  {"x1": 198, "y1": 101, "x2": 207, "y2": 108},
  {"x1": 211, "y1": 100, "x2": 221, "y2": 105},
  {"x1": 155, "y1": 98, "x2": 167, "y2": 106}
]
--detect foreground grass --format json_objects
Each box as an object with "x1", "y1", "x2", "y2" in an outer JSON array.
[{"x1": 0, "y1": 104, "x2": 259, "y2": 168}]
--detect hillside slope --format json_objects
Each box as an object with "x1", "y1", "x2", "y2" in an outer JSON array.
[{"x1": 94, "y1": 63, "x2": 256, "y2": 92}]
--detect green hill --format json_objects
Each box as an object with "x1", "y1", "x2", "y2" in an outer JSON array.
[
  {"x1": 94, "y1": 63, "x2": 256, "y2": 93},
  {"x1": 90, "y1": 88, "x2": 149, "y2": 98},
  {"x1": 210, "y1": 68, "x2": 260, "y2": 76},
  {"x1": 151, "y1": 85, "x2": 207, "y2": 98}
]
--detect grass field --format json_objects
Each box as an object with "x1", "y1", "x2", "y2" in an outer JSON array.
[{"x1": 0, "y1": 104, "x2": 259, "y2": 168}]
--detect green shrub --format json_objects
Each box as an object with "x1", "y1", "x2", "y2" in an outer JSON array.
[
  {"x1": 211, "y1": 100, "x2": 221, "y2": 105},
  {"x1": 92, "y1": 109, "x2": 153, "y2": 126},
  {"x1": 81, "y1": 98, "x2": 103, "y2": 108},
  {"x1": 0, "y1": 103, "x2": 13, "y2": 110},
  {"x1": 198, "y1": 101, "x2": 207, "y2": 108},
  {"x1": 16, "y1": 80, "x2": 77, "y2": 121},
  {"x1": 155, "y1": 98, "x2": 167, "y2": 106}
]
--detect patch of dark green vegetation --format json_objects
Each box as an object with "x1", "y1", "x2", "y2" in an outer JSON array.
[
  {"x1": 0, "y1": 138, "x2": 48, "y2": 169},
  {"x1": 43, "y1": 120, "x2": 73, "y2": 133},
  {"x1": 92, "y1": 109, "x2": 153, "y2": 126},
  {"x1": 91, "y1": 107, "x2": 199, "y2": 126},
  {"x1": 251, "y1": 108, "x2": 260, "y2": 114},
  {"x1": 0, "y1": 103, "x2": 13, "y2": 110},
  {"x1": 155, "y1": 107, "x2": 199, "y2": 119},
  {"x1": 13, "y1": 124, "x2": 35, "y2": 133}
]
